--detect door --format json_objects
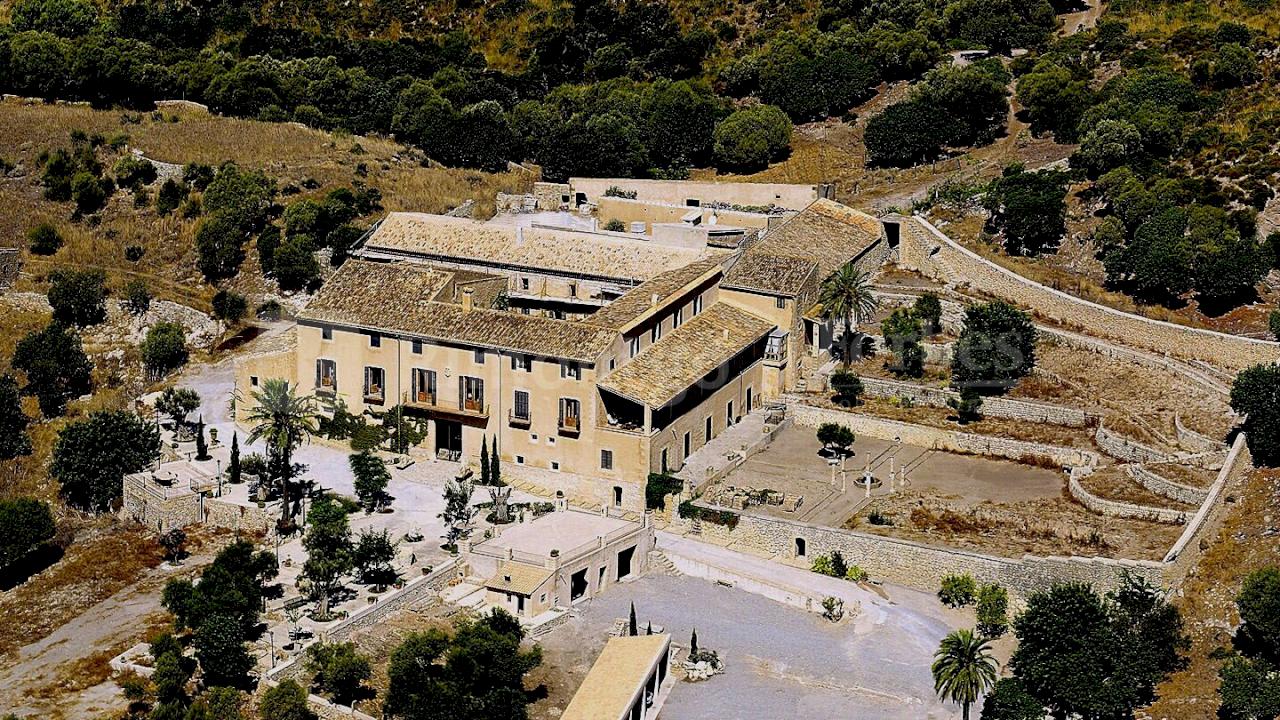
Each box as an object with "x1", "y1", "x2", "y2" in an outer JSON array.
[
  {"x1": 683, "y1": 431, "x2": 691, "y2": 460},
  {"x1": 746, "y1": 387, "x2": 753, "y2": 413},
  {"x1": 435, "y1": 420, "x2": 462, "y2": 454},
  {"x1": 517, "y1": 594, "x2": 525, "y2": 614},
  {"x1": 413, "y1": 368, "x2": 436, "y2": 404}
]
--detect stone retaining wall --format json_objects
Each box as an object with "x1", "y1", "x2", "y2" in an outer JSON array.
[
  {"x1": 677, "y1": 511, "x2": 1162, "y2": 600},
  {"x1": 789, "y1": 400, "x2": 1098, "y2": 468},
  {"x1": 322, "y1": 557, "x2": 463, "y2": 644},
  {"x1": 900, "y1": 217, "x2": 1279, "y2": 372},
  {"x1": 1037, "y1": 326, "x2": 1232, "y2": 397},
  {"x1": 1095, "y1": 425, "x2": 1175, "y2": 464},
  {"x1": 1174, "y1": 412, "x2": 1226, "y2": 453},
  {"x1": 859, "y1": 377, "x2": 1091, "y2": 427},
  {"x1": 1067, "y1": 472, "x2": 1190, "y2": 525},
  {"x1": 1126, "y1": 465, "x2": 1209, "y2": 506},
  {"x1": 1164, "y1": 434, "x2": 1251, "y2": 570}
]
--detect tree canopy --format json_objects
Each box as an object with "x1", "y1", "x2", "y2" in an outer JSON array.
[{"x1": 51, "y1": 410, "x2": 159, "y2": 511}]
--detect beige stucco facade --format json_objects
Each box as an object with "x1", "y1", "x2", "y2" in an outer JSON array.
[{"x1": 569, "y1": 177, "x2": 831, "y2": 211}]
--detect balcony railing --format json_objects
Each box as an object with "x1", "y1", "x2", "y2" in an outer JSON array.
[
  {"x1": 509, "y1": 409, "x2": 532, "y2": 427},
  {"x1": 765, "y1": 347, "x2": 787, "y2": 364},
  {"x1": 402, "y1": 392, "x2": 489, "y2": 419},
  {"x1": 558, "y1": 415, "x2": 581, "y2": 435},
  {"x1": 364, "y1": 385, "x2": 385, "y2": 404}
]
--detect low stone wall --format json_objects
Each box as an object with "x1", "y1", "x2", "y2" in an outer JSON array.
[
  {"x1": 1164, "y1": 434, "x2": 1251, "y2": 570},
  {"x1": 202, "y1": 498, "x2": 274, "y2": 534},
  {"x1": 677, "y1": 510, "x2": 1162, "y2": 600},
  {"x1": 901, "y1": 217, "x2": 1280, "y2": 372},
  {"x1": 788, "y1": 400, "x2": 1098, "y2": 468},
  {"x1": 1126, "y1": 465, "x2": 1209, "y2": 506},
  {"x1": 1095, "y1": 425, "x2": 1175, "y2": 464},
  {"x1": 1067, "y1": 473, "x2": 1189, "y2": 525},
  {"x1": 858, "y1": 377, "x2": 1090, "y2": 427},
  {"x1": 503, "y1": 463, "x2": 644, "y2": 514},
  {"x1": 1037, "y1": 326, "x2": 1232, "y2": 397},
  {"x1": 1174, "y1": 412, "x2": 1226, "y2": 453},
  {"x1": 322, "y1": 557, "x2": 463, "y2": 644}
]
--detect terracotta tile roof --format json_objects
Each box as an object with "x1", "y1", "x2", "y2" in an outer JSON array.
[
  {"x1": 362, "y1": 212, "x2": 719, "y2": 282},
  {"x1": 722, "y1": 252, "x2": 817, "y2": 296},
  {"x1": 724, "y1": 199, "x2": 883, "y2": 295},
  {"x1": 561, "y1": 635, "x2": 671, "y2": 720},
  {"x1": 584, "y1": 257, "x2": 726, "y2": 331},
  {"x1": 485, "y1": 562, "x2": 553, "y2": 596},
  {"x1": 598, "y1": 303, "x2": 775, "y2": 408},
  {"x1": 299, "y1": 260, "x2": 617, "y2": 362}
]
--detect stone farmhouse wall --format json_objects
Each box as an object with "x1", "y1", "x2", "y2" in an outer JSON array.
[
  {"x1": 679, "y1": 511, "x2": 1163, "y2": 601},
  {"x1": 1095, "y1": 425, "x2": 1175, "y2": 464},
  {"x1": 1067, "y1": 471, "x2": 1190, "y2": 525},
  {"x1": 899, "y1": 217, "x2": 1280, "y2": 372},
  {"x1": 122, "y1": 476, "x2": 274, "y2": 534},
  {"x1": 1126, "y1": 464, "x2": 1209, "y2": 506},
  {"x1": 858, "y1": 377, "x2": 1091, "y2": 427},
  {"x1": 788, "y1": 400, "x2": 1098, "y2": 468}
]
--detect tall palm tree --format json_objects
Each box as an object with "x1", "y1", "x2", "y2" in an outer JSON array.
[
  {"x1": 242, "y1": 378, "x2": 320, "y2": 525},
  {"x1": 931, "y1": 628, "x2": 998, "y2": 720},
  {"x1": 818, "y1": 265, "x2": 879, "y2": 367}
]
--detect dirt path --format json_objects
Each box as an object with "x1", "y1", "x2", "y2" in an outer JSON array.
[{"x1": 0, "y1": 552, "x2": 213, "y2": 719}]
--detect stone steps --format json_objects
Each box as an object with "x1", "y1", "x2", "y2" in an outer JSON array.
[{"x1": 647, "y1": 550, "x2": 683, "y2": 577}]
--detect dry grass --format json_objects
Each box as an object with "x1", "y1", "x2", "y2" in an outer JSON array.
[
  {"x1": 1078, "y1": 466, "x2": 1197, "y2": 511},
  {"x1": 1146, "y1": 469, "x2": 1280, "y2": 719},
  {"x1": 0, "y1": 519, "x2": 165, "y2": 660}
]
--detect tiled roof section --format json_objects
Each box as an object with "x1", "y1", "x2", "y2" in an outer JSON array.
[
  {"x1": 598, "y1": 303, "x2": 775, "y2": 408},
  {"x1": 721, "y1": 252, "x2": 817, "y2": 296},
  {"x1": 725, "y1": 199, "x2": 882, "y2": 295},
  {"x1": 363, "y1": 212, "x2": 719, "y2": 282},
  {"x1": 584, "y1": 256, "x2": 726, "y2": 331},
  {"x1": 561, "y1": 635, "x2": 671, "y2": 720},
  {"x1": 299, "y1": 261, "x2": 617, "y2": 362},
  {"x1": 485, "y1": 562, "x2": 552, "y2": 596}
]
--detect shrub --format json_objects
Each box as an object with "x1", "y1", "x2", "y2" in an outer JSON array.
[
  {"x1": 977, "y1": 583, "x2": 1009, "y2": 638},
  {"x1": 212, "y1": 290, "x2": 247, "y2": 323},
  {"x1": 677, "y1": 500, "x2": 739, "y2": 529},
  {"x1": 258, "y1": 680, "x2": 316, "y2": 720},
  {"x1": 349, "y1": 423, "x2": 384, "y2": 451},
  {"x1": 603, "y1": 218, "x2": 626, "y2": 232},
  {"x1": 645, "y1": 473, "x2": 683, "y2": 510},
  {"x1": 0, "y1": 497, "x2": 57, "y2": 572},
  {"x1": 867, "y1": 510, "x2": 893, "y2": 526},
  {"x1": 306, "y1": 642, "x2": 371, "y2": 705},
  {"x1": 712, "y1": 104, "x2": 792, "y2": 170},
  {"x1": 938, "y1": 573, "x2": 978, "y2": 607},
  {"x1": 195, "y1": 214, "x2": 246, "y2": 281},
  {"x1": 27, "y1": 222, "x2": 63, "y2": 255},
  {"x1": 114, "y1": 155, "x2": 156, "y2": 190},
  {"x1": 155, "y1": 179, "x2": 188, "y2": 215},
  {"x1": 141, "y1": 321, "x2": 188, "y2": 377},
  {"x1": 830, "y1": 370, "x2": 863, "y2": 406},
  {"x1": 48, "y1": 268, "x2": 107, "y2": 326},
  {"x1": 1271, "y1": 308, "x2": 1280, "y2": 342},
  {"x1": 124, "y1": 278, "x2": 151, "y2": 315},
  {"x1": 71, "y1": 171, "x2": 111, "y2": 213},
  {"x1": 1238, "y1": 567, "x2": 1280, "y2": 657},
  {"x1": 845, "y1": 565, "x2": 868, "y2": 582}
]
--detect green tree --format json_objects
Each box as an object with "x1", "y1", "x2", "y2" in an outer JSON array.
[
  {"x1": 1269, "y1": 309, "x2": 1280, "y2": 341},
  {"x1": 439, "y1": 476, "x2": 475, "y2": 551},
  {"x1": 480, "y1": 434, "x2": 490, "y2": 485},
  {"x1": 203, "y1": 164, "x2": 276, "y2": 233},
  {"x1": 0, "y1": 375, "x2": 33, "y2": 460},
  {"x1": 155, "y1": 179, "x2": 188, "y2": 216},
  {"x1": 881, "y1": 308, "x2": 924, "y2": 377},
  {"x1": 1015, "y1": 60, "x2": 1092, "y2": 141},
  {"x1": 830, "y1": 370, "x2": 864, "y2": 407},
  {"x1": 114, "y1": 155, "x2": 156, "y2": 190},
  {"x1": 1237, "y1": 567, "x2": 1280, "y2": 658},
  {"x1": 979, "y1": 678, "x2": 1043, "y2": 720},
  {"x1": 1218, "y1": 656, "x2": 1280, "y2": 720},
  {"x1": 914, "y1": 293, "x2": 943, "y2": 334},
  {"x1": 0, "y1": 497, "x2": 56, "y2": 572},
  {"x1": 939, "y1": 573, "x2": 978, "y2": 607},
  {"x1": 932, "y1": 628, "x2": 997, "y2": 720},
  {"x1": 1210, "y1": 43, "x2": 1259, "y2": 89},
  {"x1": 71, "y1": 170, "x2": 110, "y2": 213},
  {"x1": 156, "y1": 386, "x2": 200, "y2": 431},
  {"x1": 352, "y1": 528, "x2": 398, "y2": 587},
  {"x1": 258, "y1": 680, "x2": 317, "y2": 720},
  {"x1": 272, "y1": 236, "x2": 321, "y2": 292},
  {"x1": 228, "y1": 432, "x2": 241, "y2": 484},
  {"x1": 211, "y1": 290, "x2": 248, "y2": 323},
  {"x1": 819, "y1": 265, "x2": 879, "y2": 368},
  {"x1": 816, "y1": 422, "x2": 855, "y2": 456},
  {"x1": 162, "y1": 539, "x2": 276, "y2": 634},
  {"x1": 242, "y1": 379, "x2": 320, "y2": 525},
  {"x1": 1230, "y1": 365, "x2": 1280, "y2": 467},
  {"x1": 12, "y1": 322, "x2": 93, "y2": 417},
  {"x1": 27, "y1": 222, "x2": 63, "y2": 255},
  {"x1": 142, "y1": 321, "x2": 189, "y2": 377},
  {"x1": 983, "y1": 165, "x2": 1070, "y2": 256},
  {"x1": 1073, "y1": 119, "x2": 1143, "y2": 177},
  {"x1": 976, "y1": 584, "x2": 1009, "y2": 639},
  {"x1": 185, "y1": 687, "x2": 245, "y2": 720},
  {"x1": 302, "y1": 494, "x2": 353, "y2": 619},
  {"x1": 951, "y1": 301, "x2": 1036, "y2": 393},
  {"x1": 11, "y1": 0, "x2": 99, "y2": 36},
  {"x1": 125, "y1": 278, "x2": 152, "y2": 315},
  {"x1": 195, "y1": 213, "x2": 247, "y2": 281},
  {"x1": 152, "y1": 649, "x2": 190, "y2": 705},
  {"x1": 349, "y1": 450, "x2": 391, "y2": 512},
  {"x1": 949, "y1": 387, "x2": 984, "y2": 424},
  {"x1": 712, "y1": 104, "x2": 791, "y2": 171},
  {"x1": 51, "y1": 410, "x2": 159, "y2": 511},
  {"x1": 384, "y1": 608, "x2": 541, "y2": 720},
  {"x1": 305, "y1": 642, "x2": 371, "y2": 705},
  {"x1": 47, "y1": 268, "x2": 107, "y2": 326},
  {"x1": 865, "y1": 100, "x2": 944, "y2": 167}
]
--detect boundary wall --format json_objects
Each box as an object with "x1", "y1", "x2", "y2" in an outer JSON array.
[{"x1": 899, "y1": 217, "x2": 1279, "y2": 372}]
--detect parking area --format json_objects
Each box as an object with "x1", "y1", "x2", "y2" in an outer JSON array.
[
  {"x1": 532, "y1": 572, "x2": 960, "y2": 720},
  {"x1": 714, "y1": 424, "x2": 1064, "y2": 527}
]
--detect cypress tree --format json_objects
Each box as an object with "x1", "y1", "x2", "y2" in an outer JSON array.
[
  {"x1": 629, "y1": 602, "x2": 638, "y2": 636},
  {"x1": 691, "y1": 628, "x2": 698, "y2": 655},
  {"x1": 491, "y1": 435, "x2": 502, "y2": 486},
  {"x1": 480, "y1": 435, "x2": 490, "y2": 485},
  {"x1": 194, "y1": 415, "x2": 210, "y2": 460},
  {"x1": 228, "y1": 432, "x2": 241, "y2": 483}
]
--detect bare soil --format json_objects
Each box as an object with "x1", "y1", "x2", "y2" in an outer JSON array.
[{"x1": 1078, "y1": 466, "x2": 1197, "y2": 511}]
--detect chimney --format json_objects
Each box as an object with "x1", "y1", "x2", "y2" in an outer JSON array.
[{"x1": 462, "y1": 287, "x2": 474, "y2": 313}]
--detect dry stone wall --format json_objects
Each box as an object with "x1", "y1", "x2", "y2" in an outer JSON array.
[
  {"x1": 322, "y1": 558, "x2": 463, "y2": 644},
  {"x1": 1067, "y1": 471, "x2": 1190, "y2": 525},
  {"x1": 899, "y1": 217, "x2": 1279, "y2": 372},
  {"x1": 858, "y1": 377, "x2": 1091, "y2": 427},
  {"x1": 1095, "y1": 425, "x2": 1175, "y2": 464},
  {"x1": 1126, "y1": 464, "x2": 1209, "y2": 506},
  {"x1": 788, "y1": 400, "x2": 1098, "y2": 468},
  {"x1": 1174, "y1": 412, "x2": 1227, "y2": 452}
]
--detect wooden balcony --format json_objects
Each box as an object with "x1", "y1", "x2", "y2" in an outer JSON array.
[
  {"x1": 402, "y1": 392, "x2": 489, "y2": 424},
  {"x1": 558, "y1": 415, "x2": 581, "y2": 436},
  {"x1": 508, "y1": 409, "x2": 532, "y2": 428}
]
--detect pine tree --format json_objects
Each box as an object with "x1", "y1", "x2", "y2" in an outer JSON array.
[
  {"x1": 646, "y1": 622, "x2": 653, "y2": 636},
  {"x1": 491, "y1": 435, "x2": 503, "y2": 486},
  {"x1": 480, "y1": 435, "x2": 490, "y2": 485},
  {"x1": 690, "y1": 628, "x2": 698, "y2": 656},
  {"x1": 629, "y1": 602, "x2": 638, "y2": 636},
  {"x1": 195, "y1": 415, "x2": 210, "y2": 460},
  {"x1": 228, "y1": 432, "x2": 241, "y2": 483}
]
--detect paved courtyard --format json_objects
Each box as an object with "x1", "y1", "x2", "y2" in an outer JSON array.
[
  {"x1": 716, "y1": 424, "x2": 1063, "y2": 526},
  {"x1": 535, "y1": 571, "x2": 962, "y2": 720}
]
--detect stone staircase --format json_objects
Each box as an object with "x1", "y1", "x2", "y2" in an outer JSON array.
[{"x1": 647, "y1": 550, "x2": 684, "y2": 577}]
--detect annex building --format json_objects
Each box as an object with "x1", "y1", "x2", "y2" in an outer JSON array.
[{"x1": 235, "y1": 182, "x2": 899, "y2": 512}]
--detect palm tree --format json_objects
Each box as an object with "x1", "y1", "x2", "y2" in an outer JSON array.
[
  {"x1": 931, "y1": 628, "x2": 997, "y2": 720},
  {"x1": 818, "y1": 265, "x2": 878, "y2": 367},
  {"x1": 242, "y1": 378, "x2": 320, "y2": 526}
]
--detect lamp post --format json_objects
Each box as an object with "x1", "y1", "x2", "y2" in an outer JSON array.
[{"x1": 268, "y1": 629, "x2": 276, "y2": 668}]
